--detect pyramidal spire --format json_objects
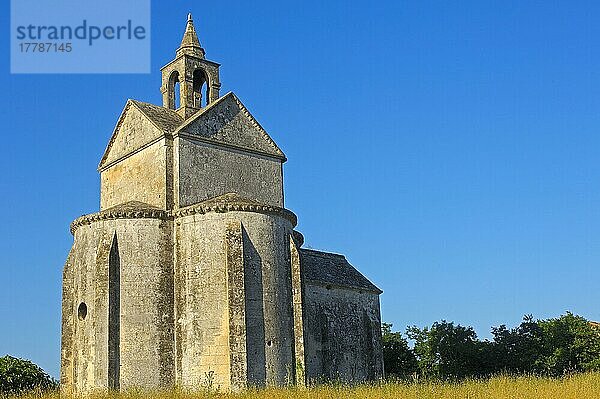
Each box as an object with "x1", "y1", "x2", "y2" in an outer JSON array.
[{"x1": 177, "y1": 13, "x2": 205, "y2": 58}]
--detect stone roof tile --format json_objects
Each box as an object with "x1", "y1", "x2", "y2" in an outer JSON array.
[
  {"x1": 300, "y1": 249, "x2": 382, "y2": 294},
  {"x1": 130, "y1": 100, "x2": 184, "y2": 132}
]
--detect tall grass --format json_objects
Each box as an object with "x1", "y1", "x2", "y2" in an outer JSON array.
[{"x1": 14, "y1": 372, "x2": 600, "y2": 399}]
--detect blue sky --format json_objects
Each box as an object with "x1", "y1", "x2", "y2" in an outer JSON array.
[{"x1": 3, "y1": 1, "x2": 600, "y2": 378}]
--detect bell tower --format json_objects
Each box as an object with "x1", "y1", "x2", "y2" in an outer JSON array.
[{"x1": 160, "y1": 14, "x2": 221, "y2": 118}]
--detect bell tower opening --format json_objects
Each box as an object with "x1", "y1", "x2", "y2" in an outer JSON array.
[
  {"x1": 160, "y1": 14, "x2": 221, "y2": 118},
  {"x1": 174, "y1": 81, "x2": 181, "y2": 110},
  {"x1": 193, "y1": 69, "x2": 209, "y2": 108},
  {"x1": 168, "y1": 70, "x2": 181, "y2": 110}
]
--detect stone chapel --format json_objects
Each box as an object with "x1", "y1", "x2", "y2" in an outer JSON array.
[{"x1": 61, "y1": 14, "x2": 383, "y2": 393}]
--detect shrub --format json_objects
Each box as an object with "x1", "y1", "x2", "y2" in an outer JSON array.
[{"x1": 0, "y1": 355, "x2": 57, "y2": 397}]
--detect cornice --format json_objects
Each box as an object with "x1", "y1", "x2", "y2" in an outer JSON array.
[
  {"x1": 174, "y1": 131, "x2": 285, "y2": 162},
  {"x1": 70, "y1": 198, "x2": 297, "y2": 235},
  {"x1": 160, "y1": 54, "x2": 220, "y2": 71},
  {"x1": 173, "y1": 201, "x2": 297, "y2": 227},
  {"x1": 70, "y1": 207, "x2": 170, "y2": 235}
]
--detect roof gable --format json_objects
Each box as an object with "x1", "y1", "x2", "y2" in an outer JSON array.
[
  {"x1": 175, "y1": 92, "x2": 285, "y2": 160},
  {"x1": 99, "y1": 100, "x2": 183, "y2": 170}
]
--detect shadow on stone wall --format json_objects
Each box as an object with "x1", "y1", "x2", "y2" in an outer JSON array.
[{"x1": 242, "y1": 228, "x2": 266, "y2": 386}]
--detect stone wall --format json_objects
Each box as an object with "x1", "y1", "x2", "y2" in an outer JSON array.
[
  {"x1": 62, "y1": 204, "x2": 384, "y2": 393},
  {"x1": 100, "y1": 139, "x2": 169, "y2": 210},
  {"x1": 238, "y1": 213, "x2": 296, "y2": 386},
  {"x1": 173, "y1": 212, "x2": 232, "y2": 389},
  {"x1": 101, "y1": 103, "x2": 163, "y2": 168},
  {"x1": 302, "y1": 283, "x2": 383, "y2": 383},
  {"x1": 175, "y1": 137, "x2": 283, "y2": 208},
  {"x1": 61, "y1": 216, "x2": 174, "y2": 394},
  {"x1": 174, "y1": 210, "x2": 297, "y2": 390},
  {"x1": 289, "y1": 239, "x2": 306, "y2": 385}
]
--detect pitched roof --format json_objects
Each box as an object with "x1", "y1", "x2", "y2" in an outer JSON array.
[
  {"x1": 130, "y1": 100, "x2": 184, "y2": 133},
  {"x1": 300, "y1": 249, "x2": 382, "y2": 294}
]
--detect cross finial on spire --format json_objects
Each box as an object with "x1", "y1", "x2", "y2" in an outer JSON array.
[{"x1": 177, "y1": 13, "x2": 205, "y2": 59}]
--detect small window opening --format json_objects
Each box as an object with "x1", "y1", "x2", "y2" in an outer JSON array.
[
  {"x1": 266, "y1": 340, "x2": 273, "y2": 347},
  {"x1": 78, "y1": 302, "x2": 88, "y2": 320}
]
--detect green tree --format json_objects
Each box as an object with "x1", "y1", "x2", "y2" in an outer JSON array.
[
  {"x1": 537, "y1": 312, "x2": 600, "y2": 375},
  {"x1": 381, "y1": 323, "x2": 417, "y2": 379},
  {"x1": 0, "y1": 355, "x2": 57, "y2": 397},
  {"x1": 403, "y1": 312, "x2": 600, "y2": 380},
  {"x1": 491, "y1": 314, "x2": 544, "y2": 374},
  {"x1": 407, "y1": 321, "x2": 482, "y2": 379}
]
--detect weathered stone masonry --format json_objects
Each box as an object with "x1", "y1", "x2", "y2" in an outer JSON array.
[{"x1": 61, "y1": 14, "x2": 383, "y2": 393}]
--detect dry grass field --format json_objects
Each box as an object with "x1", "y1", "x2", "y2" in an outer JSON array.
[{"x1": 13, "y1": 372, "x2": 600, "y2": 399}]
